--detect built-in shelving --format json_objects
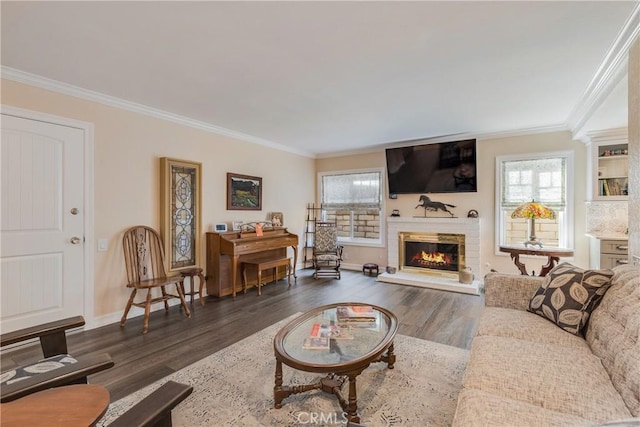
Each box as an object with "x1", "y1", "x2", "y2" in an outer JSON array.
[{"x1": 587, "y1": 129, "x2": 628, "y2": 201}]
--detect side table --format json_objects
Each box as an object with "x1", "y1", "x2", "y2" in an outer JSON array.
[
  {"x1": 1, "y1": 384, "x2": 109, "y2": 426},
  {"x1": 499, "y1": 245, "x2": 574, "y2": 277},
  {"x1": 180, "y1": 268, "x2": 206, "y2": 306}
]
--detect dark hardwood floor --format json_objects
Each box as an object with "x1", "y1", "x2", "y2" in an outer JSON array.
[{"x1": 1, "y1": 269, "x2": 485, "y2": 401}]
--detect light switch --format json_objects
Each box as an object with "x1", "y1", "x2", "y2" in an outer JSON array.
[{"x1": 97, "y1": 239, "x2": 108, "y2": 252}]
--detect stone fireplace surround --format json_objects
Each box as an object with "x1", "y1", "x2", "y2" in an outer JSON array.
[{"x1": 378, "y1": 216, "x2": 481, "y2": 295}]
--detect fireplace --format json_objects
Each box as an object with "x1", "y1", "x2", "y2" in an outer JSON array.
[
  {"x1": 380, "y1": 217, "x2": 480, "y2": 295},
  {"x1": 399, "y1": 232, "x2": 465, "y2": 279}
]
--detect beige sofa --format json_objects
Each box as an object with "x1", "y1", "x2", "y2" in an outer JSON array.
[{"x1": 453, "y1": 264, "x2": 640, "y2": 426}]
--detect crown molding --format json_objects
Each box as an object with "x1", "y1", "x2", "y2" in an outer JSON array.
[
  {"x1": 1, "y1": 66, "x2": 315, "y2": 159},
  {"x1": 581, "y1": 126, "x2": 629, "y2": 145},
  {"x1": 316, "y1": 124, "x2": 569, "y2": 159},
  {"x1": 567, "y1": 3, "x2": 640, "y2": 141},
  {"x1": 473, "y1": 124, "x2": 569, "y2": 141}
]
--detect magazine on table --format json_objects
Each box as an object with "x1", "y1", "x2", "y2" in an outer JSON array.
[
  {"x1": 337, "y1": 311, "x2": 382, "y2": 331},
  {"x1": 336, "y1": 305, "x2": 377, "y2": 322},
  {"x1": 309, "y1": 323, "x2": 354, "y2": 340},
  {"x1": 302, "y1": 336, "x2": 330, "y2": 350}
]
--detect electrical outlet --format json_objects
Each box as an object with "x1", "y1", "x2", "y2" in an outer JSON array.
[{"x1": 97, "y1": 238, "x2": 108, "y2": 252}]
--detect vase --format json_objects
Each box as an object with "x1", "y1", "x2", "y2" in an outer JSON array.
[{"x1": 459, "y1": 267, "x2": 474, "y2": 284}]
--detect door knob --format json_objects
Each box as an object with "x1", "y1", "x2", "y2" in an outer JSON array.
[{"x1": 70, "y1": 237, "x2": 82, "y2": 244}]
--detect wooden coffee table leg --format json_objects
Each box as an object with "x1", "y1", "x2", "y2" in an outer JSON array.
[
  {"x1": 346, "y1": 374, "x2": 360, "y2": 423},
  {"x1": 274, "y1": 360, "x2": 284, "y2": 408},
  {"x1": 274, "y1": 360, "x2": 323, "y2": 409},
  {"x1": 376, "y1": 342, "x2": 396, "y2": 369},
  {"x1": 386, "y1": 342, "x2": 396, "y2": 369}
]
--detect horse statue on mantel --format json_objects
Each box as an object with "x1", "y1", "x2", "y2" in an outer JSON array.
[{"x1": 415, "y1": 195, "x2": 456, "y2": 217}]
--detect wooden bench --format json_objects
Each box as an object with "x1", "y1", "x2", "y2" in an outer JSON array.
[
  {"x1": 242, "y1": 257, "x2": 292, "y2": 296},
  {"x1": 1, "y1": 316, "x2": 114, "y2": 404}
]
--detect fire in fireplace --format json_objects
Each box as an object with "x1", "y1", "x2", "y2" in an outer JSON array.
[
  {"x1": 408, "y1": 244, "x2": 456, "y2": 269},
  {"x1": 399, "y1": 232, "x2": 465, "y2": 278}
]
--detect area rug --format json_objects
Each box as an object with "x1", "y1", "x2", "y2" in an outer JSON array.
[{"x1": 99, "y1": 314, "x2": 469, "y2": 426}]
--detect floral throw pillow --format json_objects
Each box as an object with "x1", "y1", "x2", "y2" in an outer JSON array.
[{"x1": 527, "y1": 262, "x2": 614, "y2": 335}]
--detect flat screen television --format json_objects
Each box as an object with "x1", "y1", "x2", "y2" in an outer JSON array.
[{"x1": 386, "y1": 139, "x2": 477, "y2": 195}]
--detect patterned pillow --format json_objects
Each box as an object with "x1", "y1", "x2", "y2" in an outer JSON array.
[{"x1": 527, "y1": 262, "x2": 614, "y2": 335}]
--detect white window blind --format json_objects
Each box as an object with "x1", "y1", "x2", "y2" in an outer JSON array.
[
  {"x1": 501, "y1": 157, "x2": 566, "y2": 209},
  {"x1": 319, "y1": 170, "x2": 383, "y2": 245},
  {"x1": 321, "y1": 172, "x2": 382, "y2": 208},
  {"x1": 496, "y1": 152, "x2": 573, "y2": 249}
]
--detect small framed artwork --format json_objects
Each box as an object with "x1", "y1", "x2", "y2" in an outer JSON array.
[
  {"x1": 227, "y1": 173, "x2": 262, "y2": 210},
  {"x1": 232, "y1": 220, "x2": 244, "y2": 231},
  {"x1": 269, "y1": 212, "x2": 284, "y2": 227}
]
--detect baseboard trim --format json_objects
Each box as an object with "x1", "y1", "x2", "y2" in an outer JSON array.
[{"x1": 91, "y1": 297, "x2": 200, "y2": 330}]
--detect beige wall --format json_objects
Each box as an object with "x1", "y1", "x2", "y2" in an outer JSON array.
[
  {"x1": 316, "y1": 131, "x2": 589, "y2": 276},
  {"x1": 628, "y1": 37, "x2": 640, "y2": 260},
  {"x1": 0, "y1": 76, "x2": 608, "y2": 321},
  {"x1": 1, "y1": 79, "x2": 315, "y2": 321}
]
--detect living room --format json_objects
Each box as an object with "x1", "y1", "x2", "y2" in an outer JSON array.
[
  {"x1": 1, "y1": 1, "x2": 638, "y2": 330},
  {"x1": 1, "y1": 2, "x2": 639, "y2": 425}
]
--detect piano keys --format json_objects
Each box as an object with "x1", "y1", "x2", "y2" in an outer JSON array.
[{"x1": 206, "y1": 228, "x2": 299, "y2": 297}]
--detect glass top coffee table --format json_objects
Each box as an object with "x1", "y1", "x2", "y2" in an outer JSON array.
[{"x1": 273, "y1": 302, "x2": 398, "y2": 423}]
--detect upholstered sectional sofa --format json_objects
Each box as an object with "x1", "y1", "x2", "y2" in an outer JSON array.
[{"x1": 453, "y1": 264, "x2": 640, "y2": 426}]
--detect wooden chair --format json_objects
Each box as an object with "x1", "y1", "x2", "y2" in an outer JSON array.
[
  {"x1": 1, "y1": 316, "x2": 114, "y2": 403},
  {"x1": 312, "y1": 221, "x2": 344, "y2": 279},
  {"x1": 108, "y1": 380, "x2": 193, "y2": 427},
  {"x1": 120, "y1": 226, "x2": 191, "y2": 334}
]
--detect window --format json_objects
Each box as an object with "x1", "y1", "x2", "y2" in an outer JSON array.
[
  {"x1": 496, "y1": 151, "x2": 573, "y2": 249},
  {"x1": 319, "y1": 169, "x2": 384, "y2": 246}
]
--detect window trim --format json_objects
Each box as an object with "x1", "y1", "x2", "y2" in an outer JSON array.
[
  {"x1": 494, "y1": 150, "x2": 574, "y2": 255},
  {"x1": 318, "y1": 167, "x2": 385, "y2": 248}
]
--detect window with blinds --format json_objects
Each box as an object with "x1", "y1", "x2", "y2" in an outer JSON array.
[
  {"x1": 501, "y1": 157, "x2": 566, "y2": 210},
  {"x1": 319, "y1": 170, "x2": 384, "y2": 245},
  {"x1": 496, "y1": 152, "x2": 573, "y2": 249}
]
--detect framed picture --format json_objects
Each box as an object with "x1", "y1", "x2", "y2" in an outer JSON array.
[
  {"x1": 269, "y1": 212, "x2": 284, "y2": 227},
  {"x1": 227, "y1": 173, "x2": 262, "y2": 210},
  {"x1": 160, "y1": 158, "x2": 202, "y2": 273},
  {"x1": 232, "y1": 220, "x2": 244, "y2": 231}
]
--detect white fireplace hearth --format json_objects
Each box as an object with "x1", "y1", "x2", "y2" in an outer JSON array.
[{"x1": 378, "y1": 216, "x2": 481, "y2": 295}]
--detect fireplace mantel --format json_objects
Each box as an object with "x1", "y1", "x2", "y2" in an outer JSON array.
[{"x1": 379, "y1": 216, "x2": 481, "y2": 295}]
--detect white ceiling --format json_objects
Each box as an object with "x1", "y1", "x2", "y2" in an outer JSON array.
[{"x1": 1, "y1": 1, "x2": 637, "y2": 157}]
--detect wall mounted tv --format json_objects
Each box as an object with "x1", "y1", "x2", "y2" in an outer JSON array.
[{"x1": 386, "y1": 139, "x2": 477, "y2": 195}]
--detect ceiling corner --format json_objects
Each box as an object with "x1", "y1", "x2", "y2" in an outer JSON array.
[{"x1": 567, "y1": 3, "x2": 640, "y2": 140}]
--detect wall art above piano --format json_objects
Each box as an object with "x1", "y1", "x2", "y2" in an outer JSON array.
[{"x1": 227, "y1": 173, "x2": 262, "y2": 210}]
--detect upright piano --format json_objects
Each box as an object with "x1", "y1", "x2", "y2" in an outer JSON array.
[{"x1": 206, "y1": 228, "x2": 298, "y2": 297}]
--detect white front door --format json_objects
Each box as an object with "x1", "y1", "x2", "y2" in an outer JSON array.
[{"x1": 1, "y1": 114, "x2": 86, "y2": 332}]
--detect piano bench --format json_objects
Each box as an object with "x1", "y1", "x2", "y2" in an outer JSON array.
[{"x1": 242, "y1": 257, "x2": 293, "y2": 296}]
